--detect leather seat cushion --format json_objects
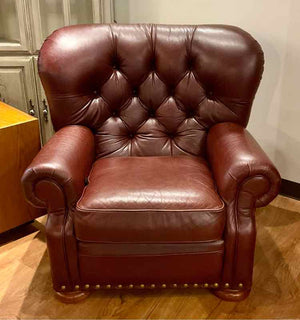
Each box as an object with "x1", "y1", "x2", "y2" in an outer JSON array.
[{"x1": 75, "y1": 156, "x2": 225, "y2": 243}]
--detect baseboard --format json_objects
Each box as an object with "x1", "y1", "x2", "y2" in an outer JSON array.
[{"x1": 280, "y1": 179, "x2": 300, "y2": 200}]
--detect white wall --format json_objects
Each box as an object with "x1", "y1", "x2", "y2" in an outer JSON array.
[{"x1": 115, "y1": 0, "x2": 300, "y2": 183}]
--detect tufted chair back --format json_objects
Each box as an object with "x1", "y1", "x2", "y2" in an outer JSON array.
[{"x1": 39, "y1": 24, "x2": 264, "y2": 159}]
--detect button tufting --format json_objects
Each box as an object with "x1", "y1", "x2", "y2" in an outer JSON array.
[
  {"x1": 168, "y1": 133, "x2": 175, "y2": 139},
  {"x1": 207, "y1": 90, "x2": 214, "y2": 99},
  {"x1": 169, "y1": 88, "x2": 175, "y2": 96},
  {"x1": 187, "y1": 110, "x2": 195, "y2": 118},
  {"x1": 187, "y1": 58, "x2": 194, "y2": 70},
  {"x1": 132, "y1": 88, "x2": 138, "y2": 96},
  {"x1": 129, "y1": 133, "x2": 135, "y2": 138},
  {"x1": 112, "y1": 111, "x2": 118, "y2": 117},
  {"x1": 148, "y1": 110, "x2": 155, "y2": 118},
  {"x1": 151, "y1": 58, "x2": 156, "y2": 70}
]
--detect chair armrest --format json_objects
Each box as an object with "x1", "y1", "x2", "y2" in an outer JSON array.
[
  {"x1": 22, "y1": 125, "x2": 94, "y2": 210},
  {"x1": 207, "y1": 122, "x2": 281, "y2": 208}
]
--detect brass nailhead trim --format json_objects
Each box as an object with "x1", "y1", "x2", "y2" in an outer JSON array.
[
  {"x1": 238, "y1": 283, "x2": 243, "y2": 288},
  {"x1": 62, "y1": 282, "x2": 233, "y2": 290}
]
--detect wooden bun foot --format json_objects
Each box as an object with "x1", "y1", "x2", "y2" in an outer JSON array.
[
  {"x1": 55, "y1": 290, "x2": 90, "y2": 303},
  {"x1": 211, "y1": 288, "x2": 250, "y2": 301}
]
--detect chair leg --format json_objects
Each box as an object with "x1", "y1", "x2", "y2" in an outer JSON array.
[
  {"x1": 211, "y1": 288, "x2": 250, "y2": 301},
  {"x1": 55, "y1": 290, "x2": 90, "y2": 303}
]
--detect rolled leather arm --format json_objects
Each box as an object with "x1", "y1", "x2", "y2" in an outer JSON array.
[
  {"x1": 22, "y1": 125, "x2": 94, "y2": 210},
  {"x1": 207, "y1": 122, "x2": 281, "y2": 208}
]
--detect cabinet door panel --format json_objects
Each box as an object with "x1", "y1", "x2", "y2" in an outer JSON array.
[
  {"x1": 0, "y1": 69, "x2": 27, "y2": 113},
  {"x1": 0, "y1": 57, "x2": 39, "y2": 117},
  {"x1": 30, "y1": 0, "x2": 111, "y2": 51},
  {"x1": 0, "y1": 0, "x2": 31, "y2": 52}
]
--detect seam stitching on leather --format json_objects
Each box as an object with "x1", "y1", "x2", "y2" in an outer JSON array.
[
  {"x1": 78, "y1": 250, "x2": 224, "y2": 258},
  {"x1": 75, "y1": 203, "x2": 225, "y2": 213}
]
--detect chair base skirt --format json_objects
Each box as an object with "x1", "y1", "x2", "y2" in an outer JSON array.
[
  {"x1": 55, "y1": 290, "x2": 90, "y2": 303},
  {"x1": 211, "y1": 288, "x2": 250, "y2": 301}
]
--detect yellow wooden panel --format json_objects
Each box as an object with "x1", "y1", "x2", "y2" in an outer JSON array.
[
  {"x1": 0, "y1": 104, "x2": 44, "y2": 233},
  {"x1": 0, "y1": 101, "x2": 35, "y2": 129}
]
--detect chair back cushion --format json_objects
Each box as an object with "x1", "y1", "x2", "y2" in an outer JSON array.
[{"x1": 38, "y1": 24, "x2": 264, "y2": 158}]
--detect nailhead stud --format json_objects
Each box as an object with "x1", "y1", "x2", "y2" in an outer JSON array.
[
  {"x1": 61, "y1": 285, "x2": 66, "y2": 290},
  {"x1": 238, "y1": 283, "x2": 243, "y2": 288},
  {"x1": 70, "y1": 282, "x2": 234, "y2": 290}
]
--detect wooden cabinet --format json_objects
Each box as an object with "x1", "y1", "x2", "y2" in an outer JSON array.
[
  {"x1": 0, "y1": 0, "x2": 114, "y2": 144},
  {"x1": 0, "y1": 102, "x2": 44, "y2": 233}
]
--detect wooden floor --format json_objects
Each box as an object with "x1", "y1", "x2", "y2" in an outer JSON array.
[{"x1": 0, "y1": 195, "x2": 299, "y2": 319}]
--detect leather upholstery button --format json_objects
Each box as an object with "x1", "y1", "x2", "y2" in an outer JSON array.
[
  {"x1": 148, "y1": 110, "x2": 155, "y2": 117},
  {"x1": 112, "y1": 111, "x2": 117, "y2": 116},
  {"x1": 187, "y1": 110, "x2": 195, "y2": 118},
  {"x1": 207, "y1": 91, "x2": 214, "y2": 99},
  {"x1": 132, "y1": 89, "x2": 138, "y2": 96},
  {"x1": 129, "y1": 133, "x2": 134, "y2": 138},
  {"x1": 151, "y1": 58, "x2": 156, "y2": 70}
]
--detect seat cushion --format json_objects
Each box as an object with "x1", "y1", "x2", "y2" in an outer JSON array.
[{"x1": 75, "y1": 156, "x2": 225, "y2": 243}]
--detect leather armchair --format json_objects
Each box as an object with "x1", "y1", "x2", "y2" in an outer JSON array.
[{"x1": 22, "y1": 24, "x2": 280, "y2": 302}]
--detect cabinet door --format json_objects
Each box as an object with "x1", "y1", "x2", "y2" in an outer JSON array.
[
  {"x1": 30, "y1": 0, "x2": 112, "y2": 52},
  {"x1": 0, "y1": 0, "x2": 32, "y2": 52},
  {"x1": 33, "y1": 57, "x2": 55, "y2": 144},
  {"x1": 0, "y1": 57, "x2": 39, "y2": 118}
]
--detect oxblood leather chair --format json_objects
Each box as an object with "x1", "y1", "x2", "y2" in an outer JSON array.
[{"x1": 22, "y1": 24, "x2": 281, "y2": 302}]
